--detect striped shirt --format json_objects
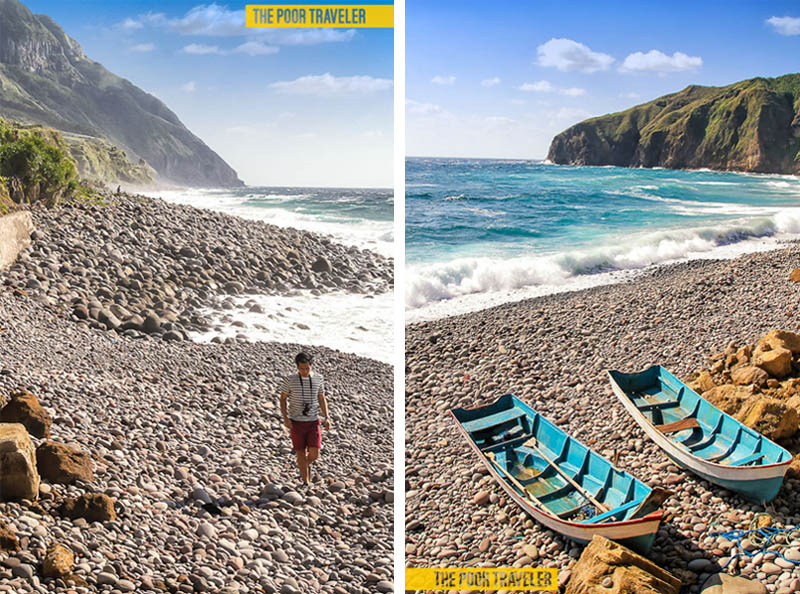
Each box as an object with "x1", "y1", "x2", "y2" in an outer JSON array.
[{"x1": 280, "y1": 373, "x2": 324, "y2": 421}]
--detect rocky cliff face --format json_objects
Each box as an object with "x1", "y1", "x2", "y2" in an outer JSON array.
[
  {"x1": 0, "y1": 0, "x2": 243, "y2": 188},
  {"x1": 548, "y1": 74, "x2": 800, "y2": 174}
]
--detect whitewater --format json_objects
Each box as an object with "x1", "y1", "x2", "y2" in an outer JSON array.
[
  {"x1": 406, "y1": 158, "x2": 800, "y2": 323},
  {"x1": 142, "y1": 185, "x2": 394, "y2": 363}
]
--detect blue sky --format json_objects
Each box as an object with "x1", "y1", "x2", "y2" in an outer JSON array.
[
  {"x1": 24, "y1": 1, "x2": 393, "y2": 187},
  {"x1": 407, "y1": 0, "x2": 800, "y2": 159}
]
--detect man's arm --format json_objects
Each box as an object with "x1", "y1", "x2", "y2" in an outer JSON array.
[
  {"x1": 318, "y1": 392, "x2": 331, "y2": 429},
  {"x1": 280, "y1": 392, "x2": 291, "y2": 429}
]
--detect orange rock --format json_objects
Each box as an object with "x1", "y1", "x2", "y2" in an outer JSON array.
[
  {"x1": 736, "y1": 397, "x2": 799, "y2": 440},
  {"x1": 565, "y1": 536, "x2": 681, "y2": 594},
  {"x1": 755, "y1": 347, "x2": 793, "y2": 378},
  {"x1": 43, "y1": 543, "x2": 74, "y2": 578},
  {"x1": 790, "y1": 269, "x2": 800, "y2": 282}
]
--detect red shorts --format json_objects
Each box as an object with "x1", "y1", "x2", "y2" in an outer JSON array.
[{"x1": 290, "y1": 419, "x2": 321, "y2": 450}]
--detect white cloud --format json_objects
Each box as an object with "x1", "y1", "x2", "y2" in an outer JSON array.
[
  {"x1": 619, "y1": 91, "x2": 641, "y2": 99},
  {"x1": 485, "y1": 116, "x2": 514, "y2": 126},
  {"x1": 406, "y1": 99, "x2": 443, "y2": 115},
  {"x1": 767, "y1": 16, "x2": 800, "y2": 35},
  {"x1": 232, "y1": 41, "x2": 279, "y2": 56},
  {"x1": 481, "y1": 77, "x2": 501, "y2": 87},
  {"x1": 181, "y1": 81, "x2": 197, "y2": 92},
  {"x1": 519, "y1": 80, "x2": 554, "y2": 92},
  {"x1": 619, "y1": 50, "x2": 702, "y2": 73},
  {"x1": 256, "y1": 29, "x2": 356, "y2": 45},
  {"x1": 270, "y1": 73, "x2": 393, "y2": 95},
  {"x1": 116, "y1": 6, "x2": 355, "y2": 45},
  {"x1": 432, "y1": 75, "x2": 456, "y2": 85},
  {"x1": 537, "y1": 38, "x2": 614, "y2": 73},
  {"x1": 182, "y1": 43, "x2": 223, "y2": 54},
  {"x1": 130, "y1": 43, "x2": 154, "y2": 52},
  {"x1": 559, "y1": 87, "x2": 586, "y2": 96},
  {"x1": 510, "y1": 99, "x2": 526, "y2": 105},
  {"x1": 553, "y1": 107, "x2": 591, "y2": 121},
  {"x1": 361, "y1": 130, "x2": 384, "y2": 138}
]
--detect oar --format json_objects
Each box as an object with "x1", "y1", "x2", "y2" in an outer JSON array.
[
  {"x1": 485, "y1": 452, "x2": 549, "y2": 510},
  {"x1": 523, "y1": 437, "x2": 610, "y2": 513},
  {"x1": 627, "y1": 487, "x2": 672, "y2": 520}
]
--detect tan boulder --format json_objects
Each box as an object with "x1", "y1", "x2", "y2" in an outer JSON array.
[
  {"x1": 736, "y1": 397, "x2": 799, "y2": 440},
  {"x1": 701, "y1": 573, "x2": 766, "y2": 594},
  {"x1": 0, "y1": 390, "x2": 51, "y2": 438},
  {"x1": 0, "y1": 423, "x2": 39, "y2": 500},
  {"x1": 703, "y1": 385, "x2": 753, "y2": 416},
  {"x1": 0, "y1": 520, "x2": 18, "y2": 552},
  {"x1": 43, "y1": 543, "x2": 74, "y2": 578},
  {"x1": 759, "y1": 329, "x2": 800, "y2": 354},
  {"x1": 785, "y1": 395, "x2": 800, "y2": 413},
  {"x1": 688, "y1": 371, "x2": 716, "y2": 394},
  {"x1": 787, "y1": 453, "x2": 800, "y2": 480},
  {"x1": 735, "y1": 345, "x2": 753, "y2": 366},
  {"x1": 564, "y1": 535, "x2": 681, "y2": 594},
  {"x1": 731, "y1": 366, "x2": 769, "y2": 388},
  {"x1": 755, "y1": 347, "x2": 793, "y2": 378},
  {"x1": 60, "y1": 493, "x2": 116, "y2": 523},
  {"x1": 36, "y1": 441, "x2": 93, "y2": 485}
]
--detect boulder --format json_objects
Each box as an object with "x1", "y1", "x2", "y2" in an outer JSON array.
[
  {"x1": 0, "y1": 520, "x2": 18, "y2": 552},
  {"x1": 787, "y1": 453, "x2": 800, "y2": 479},
  {"x1": 0, "y1": 212, "x2": 34, "y2": 269},
  {"x1": 731, "y1": 366, "x2": 769, "y2": 388},
  {"x1": 0, "y1": 390, "x2": 52, "y2": 438},
  {"x1": 759, "y1": 329, "x2": 800, "y2": 354},
  {"x1": 43, "y1": 543, "x2": 74, "y2": 578},
  {"x1": 702, "y1": 385, "x2": 753, "y2": 416},
  {"x1": 311, "y1": 256, "x2": 332, "y2": 274},
  {"x1": 565, "y1": 536, "x2": 681, "y2": 594},
  {"x1": 0, "y1": 423, "x2": 39, "y2": 500},
  {"x1": 755, "y1": 347, "x2": 792, "y2": 378},
  {"x1": 689, "y1": 371, "x2": 716, "y2": 394},
  {"x1": 36, "y1": 441, "x2": 94, "y2": 484},
  {"x1": 60, "y1": 493, "x2": 116, "y2": 523},
  {"x1": 700, "y1": 573, "x2": 766, "y2": 594},
  {"x1": 736, "y1": 397, "x2": 799, "y2": 440},
  {"x1": 791, "y1": 269, "x2": 800, "y2": 283}
]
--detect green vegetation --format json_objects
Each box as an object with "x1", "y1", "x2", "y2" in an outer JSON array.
[
  {"x1": 0, "y1": 117, "x2": 80, "y2": 208},
  {"x1": 548, "y1": 73, "x2": 800, "y2": 174}
]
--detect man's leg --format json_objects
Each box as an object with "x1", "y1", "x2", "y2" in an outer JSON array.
[
  {"x1": 306, "y1": 447, "x2": 319, "y2": 482},
  {"x1": 296, "y1": 449, "x2": 308, "y2": 484}
]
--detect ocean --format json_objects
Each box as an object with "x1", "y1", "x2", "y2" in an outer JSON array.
[
  {"x1": 406, "y1": 158, "x2": 800, "y2": 322},
  {"x1": 143, "y1": 186, "x2": 394, "y2": 363}
]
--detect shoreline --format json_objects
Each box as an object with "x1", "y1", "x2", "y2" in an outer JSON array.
[
  {"x1": 1, "y1": 190, "x2": 393, "y2": 364},
  {"x1": 405, "y1": 243, "x2": 800, "y2": 589}
]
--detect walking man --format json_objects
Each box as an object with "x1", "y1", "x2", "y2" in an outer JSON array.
[{"x1": 280, "y1": 352, "x2": 331, "y2": 486}]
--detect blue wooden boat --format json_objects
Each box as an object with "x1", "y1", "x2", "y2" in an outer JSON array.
[
  {"x1": 451, "y1": 394, "x2": 666, "y2": 554},
  {"x1": 608, "y1": 366, "x2": 792, "y2": 503}
]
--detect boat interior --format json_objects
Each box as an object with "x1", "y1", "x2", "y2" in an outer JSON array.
[
  {"x1": 454, "y1": 395, "x2": 654, "y2": 525},
  {"x1": 610, "y1": 367, "x2": 791, "y2": 467}
]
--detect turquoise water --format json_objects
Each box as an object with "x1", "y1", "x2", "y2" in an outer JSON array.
[{"x1": 406, "y1": 158, "x2": 800, "y2": 314}]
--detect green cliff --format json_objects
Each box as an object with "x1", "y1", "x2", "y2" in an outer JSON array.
[
  {"x1": 0, "y1": 0, "x2": 243, "y2": 188},
  {"x1": 547, "y1": 74, "x2": 800, "y2": 174}
]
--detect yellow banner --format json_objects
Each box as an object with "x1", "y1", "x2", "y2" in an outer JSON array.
[
  {"x1": 405, "y1": 568, "x2": 558, "y2": 591},
  {"x1": 246, "y1": 5, "x2": 393, "y2": 28}
]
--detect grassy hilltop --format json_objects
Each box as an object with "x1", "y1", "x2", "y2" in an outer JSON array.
[{"x1": 548, "y1": 74, "x2": 800, "y2": 174}]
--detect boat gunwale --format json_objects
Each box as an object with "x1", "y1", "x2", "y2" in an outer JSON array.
[
  {"x1": 607, "y1": 366, "x2": 791, "y2": 474},
  {"x1": 449, "y1": 400, "x2": 665, "y2": 532}
]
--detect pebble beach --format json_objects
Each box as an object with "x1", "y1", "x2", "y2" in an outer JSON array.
[
  {"x1": 0, "y1": 193, "x2": 394, "y2": 593},
  {"x1": 405, "y1": 245, "x2": 800, "y2": 592}
]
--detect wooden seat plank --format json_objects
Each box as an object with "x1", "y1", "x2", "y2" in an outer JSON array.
[{"x1": 656, "y1": 417, "x2": 700, "y2": 434}]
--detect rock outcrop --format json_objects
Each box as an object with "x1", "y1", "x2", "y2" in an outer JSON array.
[
  {"x1": 43, "y1": 543, "x2": 74, "y2": 578},
  {"x1": 0, "y1": 422, "x2": 39, "y2": 500},
  {"x1": 548, "y1": 74, "x2": 800, "y2": 175},
  {"x1": 687, "y1": 330, "x2": 800, "y2": 440},
  {"x1": 0, "y1": 0, "x2": 243, "y2": 187},
  {"x1": 565, "y1": 535, "x2": 681, "y2": 594}
]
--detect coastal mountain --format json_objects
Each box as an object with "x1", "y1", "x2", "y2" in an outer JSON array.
[
  {"x1": 548, "y1": 74, "x2": 800, "y2": 174},
  {"x1": 0, "y1": 0, "x2": 243, "y2": 187}
]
